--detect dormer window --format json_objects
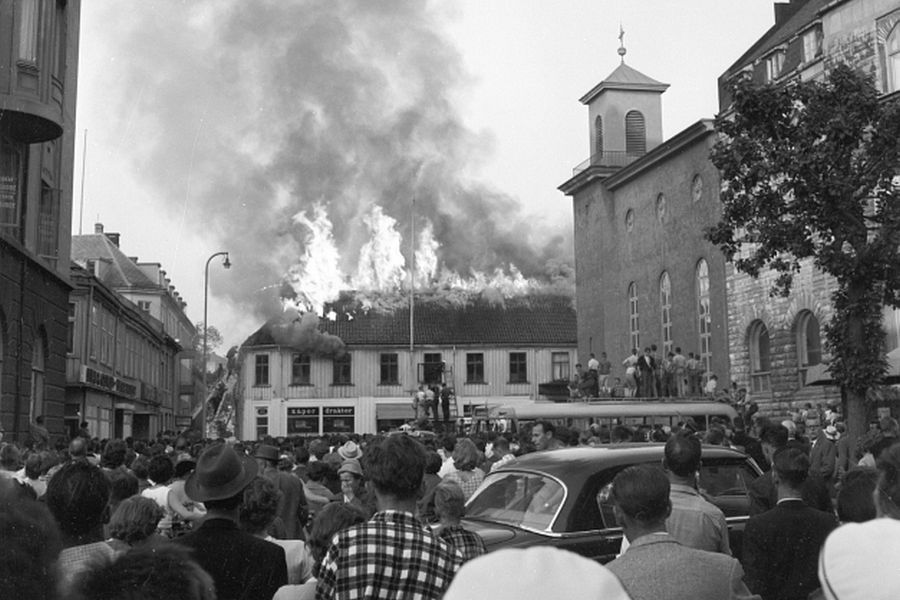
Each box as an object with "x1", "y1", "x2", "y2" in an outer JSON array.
[
  {"x1": 802, "y1": 26, "x2": 823, "y2": 63},
  {"x1": 765, "y1": 50, "x2": 785, "y2": 82}
]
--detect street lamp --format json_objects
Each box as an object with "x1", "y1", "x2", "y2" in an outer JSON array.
[{"x1": 202, "y1": 251, "x2": 231, "y2": 437}]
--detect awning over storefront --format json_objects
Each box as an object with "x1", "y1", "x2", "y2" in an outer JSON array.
[{"x1": 376, "y1": 403, "x2": 414, "y2": 420}]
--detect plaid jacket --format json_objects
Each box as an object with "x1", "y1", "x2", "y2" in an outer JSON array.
[
  {"x1": 315, "y1": 510, "x2": 462, "y2": 600},
  {"x1": 438, "y1": 525, "x2": 487, "y2": 563}
]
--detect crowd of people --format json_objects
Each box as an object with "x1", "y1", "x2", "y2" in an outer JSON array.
[{"x1": 1, "y1": 408, "x2": 899, "y2": 599}]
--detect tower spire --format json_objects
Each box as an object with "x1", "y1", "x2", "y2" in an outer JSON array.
[{"x1": 618, "y1": 23, "x2": 626, "y2": 63}]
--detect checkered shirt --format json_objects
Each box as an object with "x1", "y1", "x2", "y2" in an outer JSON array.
[
  {"x1": 315, "y1": 510, "x2": 463, "y2": 600},
  {"x1": 438, "y1": 525, "x2": 487, "y2": 563}
]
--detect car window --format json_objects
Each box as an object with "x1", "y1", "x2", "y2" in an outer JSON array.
[{"x1": 466, "y1": 471, "x2": 565, "y2": 531}]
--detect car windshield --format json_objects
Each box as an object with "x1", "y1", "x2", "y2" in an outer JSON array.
[{"x1": 466, "y1": 471, "x2": 565, "y2": 531}]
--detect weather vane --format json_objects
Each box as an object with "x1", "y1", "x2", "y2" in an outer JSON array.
[{"x1": 618, "y1": 23, "x2": 627, "y2": 63}]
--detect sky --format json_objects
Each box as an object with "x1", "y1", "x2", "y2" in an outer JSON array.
[{"x1": 73, "y1": 0, "x2": 775, "y2": 349}]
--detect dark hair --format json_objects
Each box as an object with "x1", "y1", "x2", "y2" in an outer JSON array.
[
  {"x1": 876, "y1": 442, "x2": 900, "y2": 516},
  {"x1": 424, "y1": 451, "x2": 442, "y2": 475},
  {"x1": 46, "y1": 460, "x2": 111, "y2": 536},
  {"x1": 108, "y1": 496, "x2": 163, "y2": 545},
  {"x1": 611, "y1": 425, "x2": 634, "y2": 444},
  {"x1": 434, "y1": 480, "x2": 466, "y2": 521},
  {"x1": 307, "y1": 461, "x2": 329, "y2": 482},
  {"x1": 108, "y1": 469, "x2": 139, "y2": 504},
  {"x1": 130, "y1": 455, "x2": 150, "y2": 480},
  {"x1": 611, "y1": 465, "x2": 670, "y2": 524},
  {"x1": 451, "y1": 439, "x2": 479, "y2": 472},
  {"x1": 533, "y1": 421, "x2": 555, "y2": 436},
  {"x1": 759, "y1": 423, "x2": 789, "y2": 449},
  {"x1": 101, "y1": 439, "x2": 128, "y2": 470},
  {"x1": 0, "y1": 444, "x2": 21, "y2": 470},
  {"x1": 294, "y1": 446, "x2": 311, "y2": 465},
  {"x1": 24, "y1": 452, "x2": 43, "y2": 480},
  {"x1": 308, "y1": 502, "x2": 367, "y2": 568},
  {"x1": 492, "y1": 436, "x2": 510, "y2": 453},
  {"x1": 664, "y1": 434, "x2": 702, "y2": 477},
  {"x1": 0, "y1": 481, "x2": 63, "y2": 600},
  {"x1": 362, "y1": 435, "x2": 426, "y2": 500},
  {"x1": 772, "y1": 447, "x2": 810, "y2": 487},
  {"x1": 147, "y1": 455, "x2": 174, "y2": 485},
  {"x1": 239, "y1": 476, "x2": 282, "y2": 535},
  {"x1": 836, "y1": 467, "x2": 878, "y2": 523},
  {"x1": 204, "y1": 491, "x2": 244, "y2": 512},
  {"x1": 76, "y1": 543, "x2": 215, "y2": 600},
  {"x1": 174, "y1": 460, "x2": 196, "y2": 479}
]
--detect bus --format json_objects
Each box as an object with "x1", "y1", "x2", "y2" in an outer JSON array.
[{"x1": 474, "y1": 400, "x2": 738, "y2": 436}]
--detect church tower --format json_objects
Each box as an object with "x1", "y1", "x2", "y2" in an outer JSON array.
[{"x1": 579, "y1": 31, "x2": 668, "y2": 168}]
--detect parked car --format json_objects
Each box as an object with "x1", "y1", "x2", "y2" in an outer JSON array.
[{"x1": 462, "y1": 444, "x2": 762, "y2": 563}]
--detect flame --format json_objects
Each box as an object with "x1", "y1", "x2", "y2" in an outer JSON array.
[{"x1": 281, "y1": 204, "x2": 570, "y2": 317}]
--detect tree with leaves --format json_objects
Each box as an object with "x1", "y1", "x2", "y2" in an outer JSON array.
[
  {"x1": 707, "y1": 64, "x2": 900, "y2": 441},
  {"x1": 193, "y1": 322, "x2": 223, "y2": 354}
]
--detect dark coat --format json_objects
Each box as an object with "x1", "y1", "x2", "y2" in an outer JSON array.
[
  {"x1": 263, "y1": 466, "x2": 308, "y2": 539},
  {"x1": 747, "y1": 471, "x2": 832, "y2": 516},
  {"x1": 741, "y1": 500, "x2": 837, "y2": 600},
  {"x1": 174, "y1": 518, "x2": 288, "y2": 600}
]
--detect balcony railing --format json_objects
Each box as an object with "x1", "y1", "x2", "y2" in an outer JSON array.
[{"x1": 572, "y1": 150, "x2": 644, "y2": 176}]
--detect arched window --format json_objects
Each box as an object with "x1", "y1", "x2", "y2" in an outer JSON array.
[
  {"x1": 796, "y1": 311, "x2": 822, "y2": 384},
  {"x1": 628, "y1": 282, "x2": 640, "y2": 351},
  {"x1": 696, "y1": 259, "x2": 712, "y2": 375},
  {"x1": 594, "y1": 115, "x2": 604, "y2": 156},
  {"x1": 30, "y1": 332, "x2": 46, "y2": 421},
  {"x1": 660, "y1": 272, "x2": 672, "y2": 355},
  {"x1": 888, "y1": 23, "x2": 900, "y2": 93},
  {"x1": 749, "y1": 320, "x2": 772, "y2": 393},
  {"x1": 625, "y1": 110, "x2": 646, "y2": 155}
]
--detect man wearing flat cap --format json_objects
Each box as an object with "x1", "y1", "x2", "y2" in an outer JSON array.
[
  {"x1": 255, "y1": 443, "x2": 308, "y2": 539},
  {"x1": 175, "y1": 443, "x2": 288, "y2": 600}
]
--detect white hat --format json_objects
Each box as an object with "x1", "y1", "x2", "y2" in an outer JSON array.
[
  {"x1": 819, "y1": 519, "x2": 900, "y2": 600},
  {"x1": 824, "y1": 425, "x2": 839, "y2": 441},
  {"x1": 443, "y1": 547, "x2": 631, "y2": 600},
  {"x1": 337, "y1": 441, "x2": 362, "y2": 461}
]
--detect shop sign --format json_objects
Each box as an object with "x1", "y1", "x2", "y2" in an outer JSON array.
[
  {"x1": 287, "y1": 406, "x2": 320, "y2": 435},
  {"x1": 323, "y1": 406, "x2": 354, "y2": 433},
  {"x1": 80, "y1": 366, "x2": 138, "y2": 400}
]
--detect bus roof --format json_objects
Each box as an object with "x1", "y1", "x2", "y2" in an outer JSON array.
[{"x1": 487, "y1": 400, "x2": 737, "y2": 420}]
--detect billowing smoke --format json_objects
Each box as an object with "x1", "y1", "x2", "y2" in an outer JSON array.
[
  {"x1": 268, "y1": 309, "x2": 345, "y2": 355},
  {"x1": 96, "y1": 1, "x2": 572, "y2": 321}
]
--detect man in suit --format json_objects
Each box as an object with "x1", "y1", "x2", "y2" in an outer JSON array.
[
  {"x1": 175, "y1": 444, "x2": 287, "y2": 600},
  {"x1": 748, "y1": 423, "x2": 831, "y2": 515},
  {"x1": 606, "y1": 465, "x2": 760, "y2": 600},
  {"x1": 255, "y1": 444, "x2": 308, "y2": 539},
  {"x1": 741, "y1": 447, "x2": 837, "y2": 600}
]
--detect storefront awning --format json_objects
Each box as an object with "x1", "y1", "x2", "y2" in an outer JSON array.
[{"x1": 376, "y1": 403, "x2": 414, "y2": 420}]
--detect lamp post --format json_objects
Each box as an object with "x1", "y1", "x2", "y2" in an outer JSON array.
[{"x1": 202, "y1": 251, "x2": 231, "y2": 437}]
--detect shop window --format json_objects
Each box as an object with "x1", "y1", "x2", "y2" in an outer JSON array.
[{"x1": 509, "y1": 352, "x2": 528, "y2": 383}]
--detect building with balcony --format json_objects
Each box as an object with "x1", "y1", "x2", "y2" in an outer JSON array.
[
  {"x1": 559, "y1": 51, "x2": 731, "y2": 392},
  {"x1": 238, "y1": 296, "x2": 577, "y2": 438},
  {"x1": 0, "y1": 0, "x2": 80, "y2": 443},
  {"x1": 70, "y1": 225, "x2": 200, "y2": 436},
  {"x1": 66, "y1": 262, "x2": 181, "y2": 440}
]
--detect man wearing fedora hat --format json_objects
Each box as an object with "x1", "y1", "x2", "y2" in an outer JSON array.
[
  {"x1": 175, "y1": 443, "x2": 287, "y2": 600},
  {"x1": 255, "y1": 444, "x2": 308, "y2": 539}
]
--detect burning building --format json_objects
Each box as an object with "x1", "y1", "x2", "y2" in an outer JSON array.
[{"x1": 238, "y1": 293, "x2": 576, "y2": 437}]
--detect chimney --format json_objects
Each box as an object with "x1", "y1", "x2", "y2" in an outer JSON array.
[
  {"x1": 105, "y1": 232, "x2": 120, "y2": 247},
  {"x1": 94, "y1": 223, "x2": 104, "y2": 234}
]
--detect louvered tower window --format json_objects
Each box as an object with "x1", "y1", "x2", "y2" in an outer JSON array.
[
  {"x1": 594, "y1": 115, "x2": 603, "y2": 156},
  {"x1": 625, "y1": 110, "x2": 646, "y2": 155}
]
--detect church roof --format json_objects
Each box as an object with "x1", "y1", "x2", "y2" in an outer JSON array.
[
  {"x1": 71, "y1": 234, "x2": 160, "y2": 290},
  {"x1": 580, "y1": 61, "x2": 669, "y2": 104}
]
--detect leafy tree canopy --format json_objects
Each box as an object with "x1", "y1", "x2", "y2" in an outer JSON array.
[
  {"x1": 193, "y1": 322, "x2": 223, "y2": 354},
  {"x1": 707, "y1": 64, "x2": 900, "y2": 398}
]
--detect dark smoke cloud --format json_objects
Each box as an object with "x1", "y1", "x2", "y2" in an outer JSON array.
[{"x1": 97, "y1": 0, "x2": 572, "y2": 318}]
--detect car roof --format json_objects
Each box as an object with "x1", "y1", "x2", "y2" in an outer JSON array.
[{"x1": 498, "y1": 443, "x2": 750, "y2": 479}]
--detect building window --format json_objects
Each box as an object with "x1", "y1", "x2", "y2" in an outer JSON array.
[
  {"x1": 137, "y1": 300, "x2": 151, "y2": 313},
  {"x1": 53, "y1": 0, "x2": 67, "y2": 82},
  {"x1": 256, "y1": 407, "x2": 268, "y2": 440},
  {"x1": 30, "y1": 333, "x2": 45, "y2": 421},
  {"x1": 17, "y1": 0, "x2": 40, "y2": 63},
  {"x1": 802, "y1": 25, "x2": 823, "y2": 63},
  {"x1": 380, "y1": 352, "x2": 399, "y2": 385},
  {"x1": 551, "y1": 352, "x2": 570, "y2": 381},
  {"x1": 509, "y1": 352, "x2": 528, "y2": 383},
  {"x1": 333, "y1": 353, "x2": 352, "y2": 385},
  {"x1": 67, "y1": 302, "x2": 75, "y2": 354},
  {"x1": 291, "y1": 353, "x2": 311, "y2": 385},
  {"x1": 749, "y1": 320, "x2": 772, "y2": 393},
  {"x1": 37, "y1": 182, "x2": 59, "y2": 262},
  {"x1": 660, "y1": 272, "x2": 673, "y2": 355},
  {"x1": 886, "y1": 22, "x2": 900, "y2": 93},
  {"x1": 696, "y1": 260, "x2": 712, "y2": 375},
  {"x1": 691, "y1": 174, "x2": 704, "y2": 203},
  {"x1": 466, "y1": 353, "x2": 485, "y2": 383},
  {"x1": 254, "y1": 354, "x2": 269, "y2": 386},
  {"x1": 625, "y1": 209, "x2": 635, "y2": 232},
  {"x1": 765, "y1": 50, "x2": 785, "y2": 82},
  {"x1": 656, "y1": 193, "x2": 667, "y2": 223},
  {"x1": 0, "y1": 136, "x2": 24, "y2": 241},
  {"x1": 796, "y1": 311, "x2": 822, "y2": 385},
  {"x1": 625, "y1": 110, "x2": 646, "y2": 155},
  {"x1": 594, "y1": 115, "x2": 603, "y2": 155},
  {"x1": 628, "y1": 282, "x2": 640, "y2": 351}
]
